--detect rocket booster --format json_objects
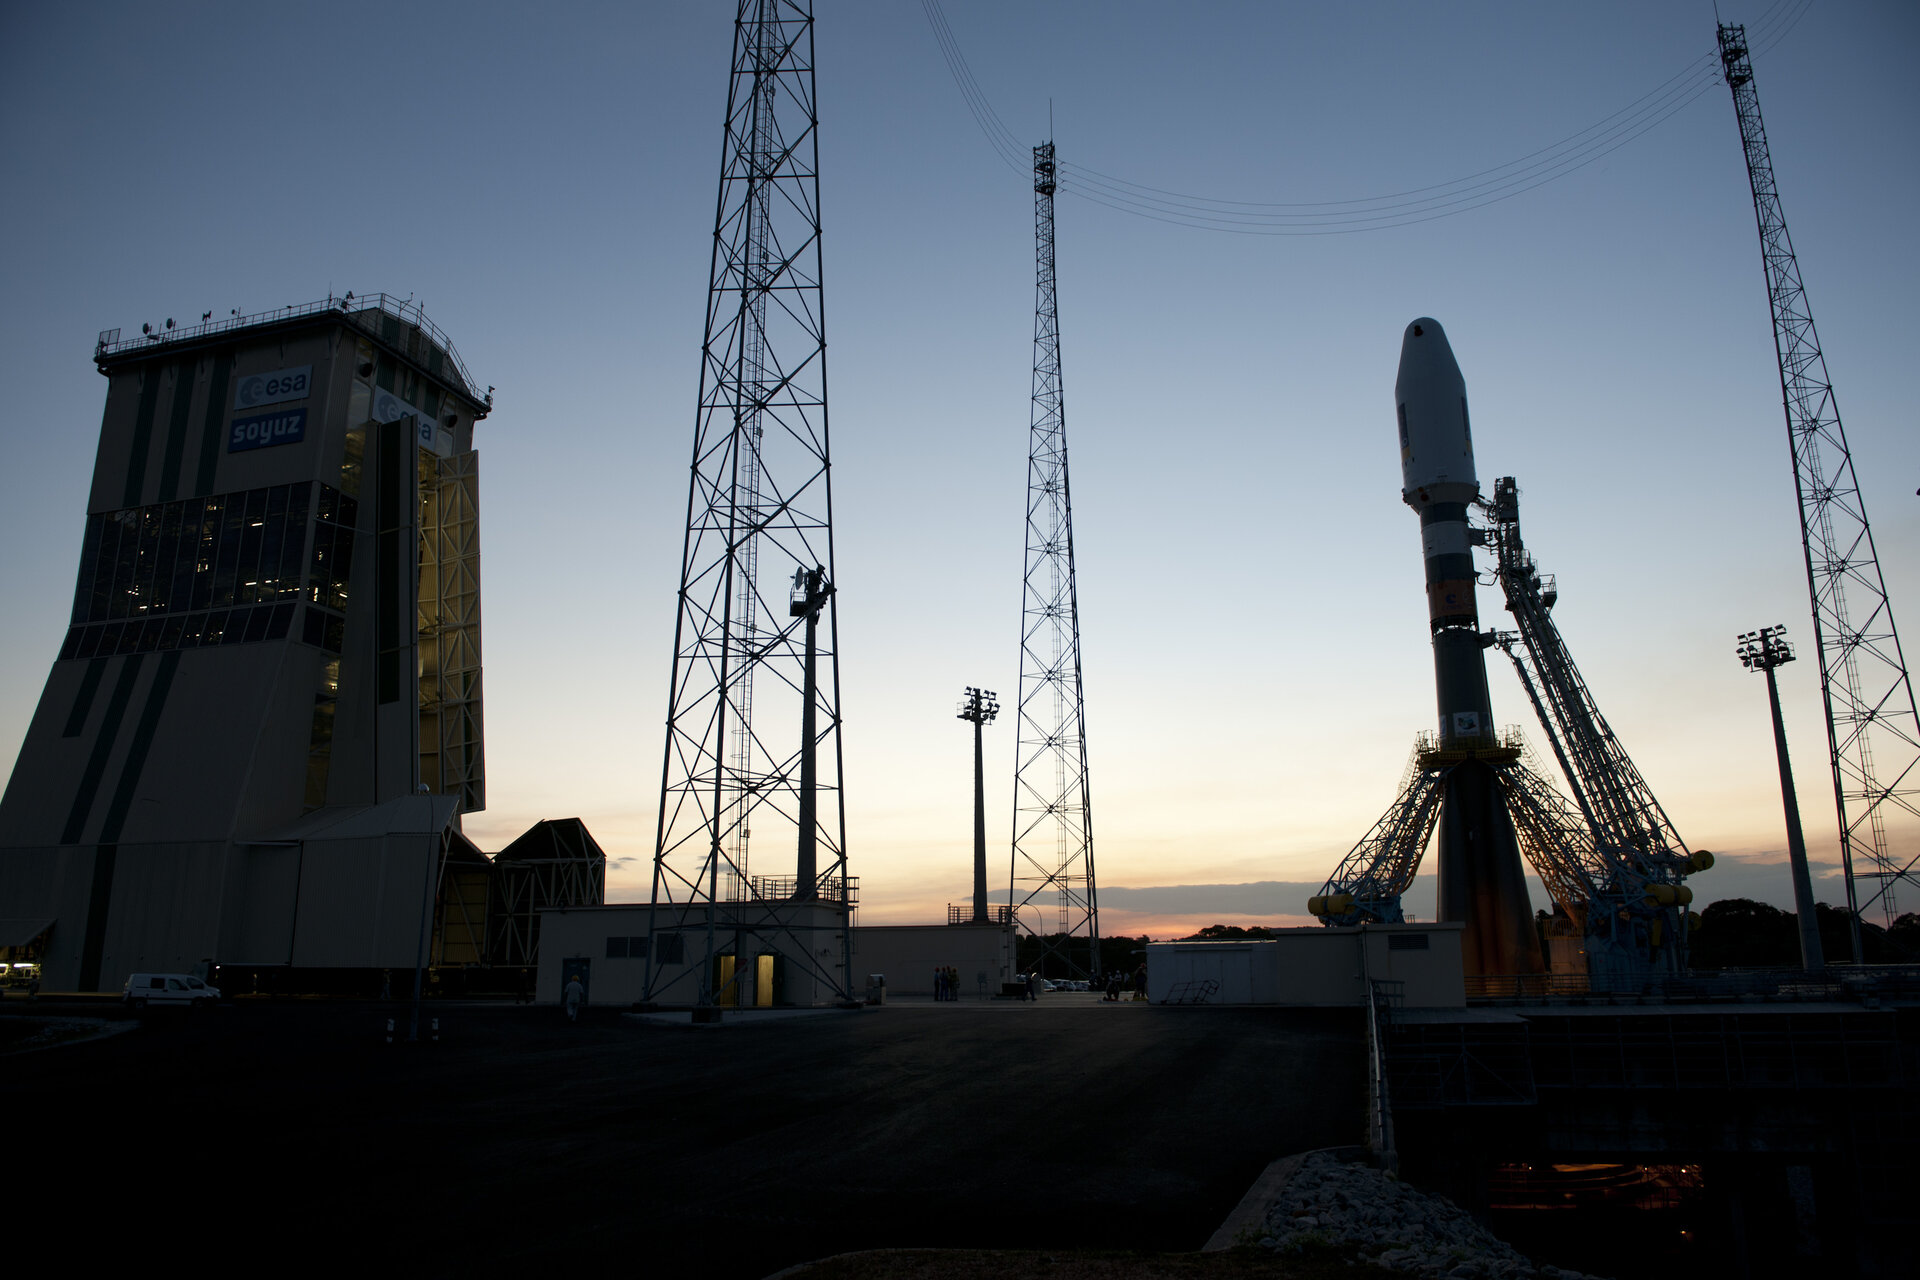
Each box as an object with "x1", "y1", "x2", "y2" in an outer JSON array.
[{"x1": 1396, "y1": 318, "x2": 1495, "y2": 750}]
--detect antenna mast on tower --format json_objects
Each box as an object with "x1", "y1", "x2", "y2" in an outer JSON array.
[
  {"x1": 1009, "y1": 142, "x2": 1101, "y2": 978},
  {"x1": 645, "y1": 0, "x2": 852, "y2": 1007},
  {"x1": 1719, "y1": 26, "x2": 1920, "y2": 959}
]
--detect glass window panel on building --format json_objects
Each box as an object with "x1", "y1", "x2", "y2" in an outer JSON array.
[{"x1": 61, "y1": 484, "x2": 333, "y2": 659}]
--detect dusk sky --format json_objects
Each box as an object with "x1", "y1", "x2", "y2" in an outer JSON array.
[{"x1": 3, "y1": 1, "x2": 1915, "y2": 938}]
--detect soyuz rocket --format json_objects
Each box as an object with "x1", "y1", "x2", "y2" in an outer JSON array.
[{"x1": 1395, "y1": 318, "x2": 1545, "y2": 977}]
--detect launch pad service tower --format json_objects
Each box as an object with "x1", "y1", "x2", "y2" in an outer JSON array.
[{"x1": 1395, "y1": 318, "x2": 1545, "y2": 977}]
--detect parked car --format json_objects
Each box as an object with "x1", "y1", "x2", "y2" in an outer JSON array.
[{"x1": 123, "y1": 973, "x2": 219, "y2": 1009}]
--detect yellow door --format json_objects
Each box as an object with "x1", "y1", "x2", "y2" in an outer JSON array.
[
  {"x1": 717, "y1": 955, "x2": 736, "y2": 1007},
  {"x1": 756, "y1": 954, "x2": 774, "y2": 1007}
]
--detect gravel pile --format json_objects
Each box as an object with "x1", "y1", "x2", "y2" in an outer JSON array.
[{"x1": 1256, "y1": 1152, "x2": 1607, "y2": 1280}]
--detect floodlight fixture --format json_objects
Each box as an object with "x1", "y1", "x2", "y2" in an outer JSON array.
[
  {"x1": 957, "y1": 686, "x2": 998, "y2": 725},
  {"x1": 1736, "y1": 624, "x2": 1794, "y2": 673}
]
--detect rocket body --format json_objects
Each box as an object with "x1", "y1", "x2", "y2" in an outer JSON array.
[
  {"x1": 1395, "y1": 318, "x2": 1544, "y2": 977},
  {"x1": 1396, "y1": 318, "x2": 1493, "y2": 749}
]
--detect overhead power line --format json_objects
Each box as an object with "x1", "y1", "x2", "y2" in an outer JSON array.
[{"x1": 921, "y1": 0, "x2": 1817, "y2": 235}]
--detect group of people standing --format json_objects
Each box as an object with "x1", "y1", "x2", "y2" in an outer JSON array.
[
  {"x1": 1101, "y1": 963, "x2": 1148, "y2": 1001},
  {"x1": 932, "y1": 965, "x2": 965, "y2": 1001}
]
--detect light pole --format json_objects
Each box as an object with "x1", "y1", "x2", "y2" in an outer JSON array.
[
  {"x1": 791, "y1": 566, "x2": 834, "y2": 901},
  {"x1": 1737, "y1": 625, "x2": 1828, "y2": 970},
  {"x1": 957, "y1": 687, "x2": 999, "y2": 923}
]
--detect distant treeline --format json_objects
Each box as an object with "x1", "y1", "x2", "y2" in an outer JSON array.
[
  {"x1": 1688, "y1": 897, "x2": 1919, "y2": 967},
  {"x1": 1015, "y1": 932, "x2": 1152, "y2": 977}
]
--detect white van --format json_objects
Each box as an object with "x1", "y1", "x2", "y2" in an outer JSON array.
[{"x1": 123, "y1": 973, "x2": 220, "y2": 1009}]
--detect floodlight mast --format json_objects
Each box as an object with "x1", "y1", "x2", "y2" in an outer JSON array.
[
  {"x1": 793, "y1": 566, "x2": 834, "y2": 900},
  {"x1": 958, "y1": 687, "x2": 999, "y2": 923},
  {"x1": 1738, "y1": 626, "x2": 1827, "y2": 970}
]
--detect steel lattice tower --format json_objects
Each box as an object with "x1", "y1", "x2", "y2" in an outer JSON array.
[
  {"x1": 646, "y1": 0, "x2": 852, "y2": 1006},
  {"x1": 1719, "y1": 26, "x2": 1920, "y2": 957},
  {"x1": 1009, "y1": 142, "x2": 1101, "y2": 977}
]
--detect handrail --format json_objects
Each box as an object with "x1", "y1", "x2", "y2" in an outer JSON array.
[
  {"x1": 95, "y1": 292, "x2": 482, "y2": 400},
  {"x1": 1365, "y1": 976, "x2": 1399, "y2": 1173},
  {"x1": 947, "y1": 903, "x2": 1014, "y2": 925}
]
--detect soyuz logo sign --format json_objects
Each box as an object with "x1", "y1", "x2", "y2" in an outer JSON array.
[
  {"x1": 234, "y1": 364, "x2": 312, "y2": 409},
  {"x1": 228, "y1": 408, "x2": 307, "y2": 453}
]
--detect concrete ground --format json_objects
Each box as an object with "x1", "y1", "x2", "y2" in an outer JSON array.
[{"x1": 6, "y1": 996, "x2": 1364, "y2": 1275}]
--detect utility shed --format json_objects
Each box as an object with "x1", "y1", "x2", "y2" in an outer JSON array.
[
  {"x1": 1149, "y1": 924, "x2": 1464, "y2": 1008},
  {"x1": 538, "y1": 901, "x2": 852, "y2": 1008},
  {"x1": 536, "y1": 910, "x2": 1017, "y2": 1007}
]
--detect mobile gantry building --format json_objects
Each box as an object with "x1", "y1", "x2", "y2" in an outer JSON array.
[{"x1": 0, "y1": 295, "x2": 507, "y2": 990}]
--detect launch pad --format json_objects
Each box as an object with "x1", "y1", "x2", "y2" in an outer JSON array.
[{"x1": 1313, "y1": 317, "x2": 1711, "y2": 995}]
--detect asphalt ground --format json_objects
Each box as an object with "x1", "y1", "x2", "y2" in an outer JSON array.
[{"x1": 7, "y1": 995, "x2": 1364, "y2": 1275}]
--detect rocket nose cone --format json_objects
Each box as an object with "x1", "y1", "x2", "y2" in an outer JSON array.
[
  {"x1": 1396, "y1": 316, "x2": 1464, "y2": 398},
  {"x1": 1395, "y1": 316, "x2": 1476, "y2": 503}
]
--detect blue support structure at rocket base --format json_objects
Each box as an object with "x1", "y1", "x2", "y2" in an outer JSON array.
[{"x1": 1314, "y1": 726, "x2": 1710, "y2": 988}]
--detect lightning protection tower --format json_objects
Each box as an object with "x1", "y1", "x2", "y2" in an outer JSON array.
[
  {"x1": 1719, "y1": 26, "x2": 1920, "y2": 959},
  {"x1": 1009, "y1": 142, "x2": 1101, "y2": 978},
  {"x1": 645, "y1": 0, "x2": 853, "y2": 1008}
]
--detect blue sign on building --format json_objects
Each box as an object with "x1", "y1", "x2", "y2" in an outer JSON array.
[{"x1": 228, "y1": 408, "x2": 307, "y2": 453}]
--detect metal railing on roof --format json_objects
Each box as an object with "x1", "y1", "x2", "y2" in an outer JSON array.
[
  {"x1": 947, "y1": 904, "x2": 1015, "y2": 925},
  {"x1": 724, "y1": 873, "x2": 859, "y2": 909},
  {"x1": 95, "y1": 292, "x2": 481, "y2": 399}
]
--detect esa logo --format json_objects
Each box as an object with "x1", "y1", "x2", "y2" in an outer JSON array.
[
  {"x1": 228, "y1": 409, "x2": 307, "y2": 453},
  {"x1": 234, "y1": 364, "x2": 312, "y2": 409}
]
